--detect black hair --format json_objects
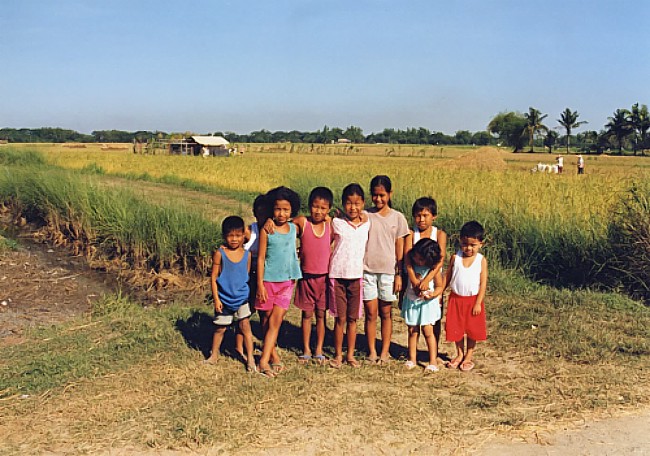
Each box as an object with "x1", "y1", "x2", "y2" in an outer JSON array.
[
  {"x1": 308, "y1": 186, "x2": 334, "y2": 208},
  {"x1": 409, "y1": 238, "x2": 442, "y2": 268},
  {"x1": 412, "y1": 197, "x2": 438, "y2": 217},
  {"x1": 222, "y1": 215, "x2": 245, "y2": 237},
  {"x1": 341, "y1": 183, "x2": 365, "y2": 203},
  {"x1": 266, "y1": 186, "x2": 301, "y2": 217},
  {"x1": 252, "y1": 194, "x2": 270, "y2": 220},
  {"x1": 370, "y1": 175, "x2": 393, "y2": 208},
  {"x1": 460, "y1": 220, "x2": 485, "y2": 241}
]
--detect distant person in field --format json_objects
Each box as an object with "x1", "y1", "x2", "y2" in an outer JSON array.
[
  {"x1": 444, "y1": 221, "x2": 488, "y2": 372},
  {"x1": 292, "y1": 187, "x2": 334, "y2": 366},
  {"x1": 403, "y1": 197, "x2": 447, "y2": 350},
  {"x1": 401, "y1": 238, "x2": 445, "y2": 373},
  {"x1": 329, "y1": 183, "x2": 370, "y2": 369},
  {"x1": 577, "y1": 154, "x2": 585, "y2": 174},
  {"x1": 556, "y1": 154, "x2": 564, "y2": 174},
  {"x1": 206, "y1": 216, "x2": 256, "y2": 373},
  {"x1": 255, "y1": 186, "x2": 302, "y2": 378},
  {"x1": 363, "y1": 175, "x2": 409, "y2": 364}
]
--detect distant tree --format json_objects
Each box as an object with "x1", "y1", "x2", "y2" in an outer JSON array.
[
  {"x1": 523, "y1": 107, "x2": 548, "y2": 152},
  {"x1": 605, "y1": 109, "x2": 633, "y2": 154},
  {"x1": 557, "y1": 108, "x2": 587, "y2": 154},
  {"x1": 630, "y1": 103, "x2": 650, "y2": 155},
  {"x1": 343, "y1": 125, "x2": 364, "y2": 143},
  {"x1": 454, "y1": 130, "x2": 472, "y2": 145},
  {"x1": 487, "y1": 111, "x2": 527, "y2": 152},
  {"x1": 470, "y1": 130, "x2": 492, "y2": 146},
  {"x1": 543, "y1": 130, "x2": 559, "y2": 153}
]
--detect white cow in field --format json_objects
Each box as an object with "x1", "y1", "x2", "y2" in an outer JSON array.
[{"x1": 532, "y1": 163, "x2": 559, "y2": 173}]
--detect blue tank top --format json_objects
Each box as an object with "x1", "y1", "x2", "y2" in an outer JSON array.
[
  {"x1": 216, "y1": 248, "x2": 250, "y2": 311},
  {"x1": 263, "y1": 223, "x2": 302, "y2": 282}
]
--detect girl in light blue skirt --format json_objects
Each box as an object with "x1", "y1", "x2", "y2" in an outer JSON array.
[{"x1": 401, "y1": 238, "x2": 445, "y2": 373}]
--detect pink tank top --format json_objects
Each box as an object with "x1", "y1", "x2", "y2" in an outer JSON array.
[{"x1": 300, "y1": 220, "x2": 331, "y2": 275}]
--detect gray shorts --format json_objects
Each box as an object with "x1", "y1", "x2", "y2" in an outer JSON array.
[{"x1": 213, "y1": 303, "x2": 252, "y2": 326}]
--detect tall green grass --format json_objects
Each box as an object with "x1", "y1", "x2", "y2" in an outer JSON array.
[{"x1": 0, "y1": 155, "x2": 220, "y2": 273}]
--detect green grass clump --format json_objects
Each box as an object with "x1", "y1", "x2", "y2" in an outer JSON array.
[{"x1": 0, "y1": 148, "x2": 46, "y2": 166}]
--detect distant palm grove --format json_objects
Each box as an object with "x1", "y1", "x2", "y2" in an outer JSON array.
[{"x1": 2, "y1": 103, "x2": 648, "y2": 155}]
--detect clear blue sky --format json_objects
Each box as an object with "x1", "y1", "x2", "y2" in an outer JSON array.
[{"x1": 1, "y1": 0, "x2": 648, "y2": 135}]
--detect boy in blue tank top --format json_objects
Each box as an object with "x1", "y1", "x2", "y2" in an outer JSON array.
[{"x1": 205, "y1": 216, "x2": 256, "y2": 373}]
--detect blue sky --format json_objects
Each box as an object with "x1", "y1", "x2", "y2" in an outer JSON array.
[{"x1": 1, "y1": 0, "x2": 648, "y2": 135}]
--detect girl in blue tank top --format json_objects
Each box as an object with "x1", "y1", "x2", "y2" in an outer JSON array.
[{"x1": 255, "y1": 186, "x2": 302, "y2": 378}]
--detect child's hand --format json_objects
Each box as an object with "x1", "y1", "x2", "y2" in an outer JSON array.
[
  {"x1": 472, "y1": 302, "x2": 482, "y2": 316},
  {"x1": 262, "y1": 218, "x2": 275, "y2": 234},
  {"x1": 418, "y1": 278, "x2": 431, "y2": 293},
  {"x1": 393, "y1": 274, "x2": 402, "y2": 294},
  {"x1": 410, "y1": 278, "x2": 421, "y2": 289},
  {"x1": 214, "y1": 300, "x2": 223, "y2": 313},
  {"x1": 256, "y1": 284, "x2": 268, "y2": 303}
]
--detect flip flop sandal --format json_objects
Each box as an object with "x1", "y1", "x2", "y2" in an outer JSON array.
[
  {"x1": 271, "y1": 363, "x2": 286, "y2": 373},
  {"x1": 345, "y1": 359, "x2": 361, "y2": 369},
  {"x1": 246, "y1": 364, "x2": 258, "y2": 373},
  {"x1": 313, "y1": 354, "x2": 327, "y2": 365},
  {"x1": 460, "y1": 361, "x2": 475, "y2": 372},
  {"x1": 298, "y1": 354, "x2": 312, "y2": 365},
  {"x1": 365, "y1": 356, "x2": 379, "y2": 365},
  {"x1": 258, "y1": 368, "x2": 276, "y2": 378},
  {"x1": 329, "y1": 359, "x2": 343, "y2": 369},
  {"x1": 446, "y1": 359, "x2": 462, "y2": 369},
  {"x1": 404, "y1": 360, "x2": 416, "y2": 370},
  {"x1": 424, "y1": 364, "x2": 440, "y2": 374}
]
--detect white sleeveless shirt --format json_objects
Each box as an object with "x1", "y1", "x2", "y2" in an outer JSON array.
[
  {"x1": 449, "y1": 250, "x2": 483, "y2": 296},
  {"x1": 412, "y1": 225, "x2": 438, "y2": 244},
  {"x1": 243, "y1": 222, "x2": 259, "y2": 258}
]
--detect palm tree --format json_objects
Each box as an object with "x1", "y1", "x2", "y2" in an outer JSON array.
[
  {"x1": 524, "y1": 107, "x2": 548, "y2": 152},
  {"x1": 557, "y1": 108, "x2": 588, "y2": 154},
  {"x1": 630, "y1": 103, "x2": 650, "y2": 156},
  {"x1": 605, "y1": 109, "x2": 633, "y2": 155}
]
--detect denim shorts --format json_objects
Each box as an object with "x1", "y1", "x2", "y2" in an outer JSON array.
[{"x1": 362, "y1": 272, "x2": 397, "y2": 302}]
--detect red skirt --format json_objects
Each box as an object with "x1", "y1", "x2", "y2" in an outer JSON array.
[{"x1": 445, "y1": 293, "x2": 487, "y2": 342}]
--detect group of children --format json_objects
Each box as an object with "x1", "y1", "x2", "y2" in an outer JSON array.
[{"x1": 206, "y1": 176, "x2": 488, "y2": 377}]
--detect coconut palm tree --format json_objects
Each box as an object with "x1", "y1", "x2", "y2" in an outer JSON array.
[
  {"x1": 630, "y1": 103, "x2": 650, "y2": 156},
  {"x1": 557, "y1": 108, "x2": 588, "y2": 154},
  {"x1": 524, "y1": 107, "x2": 548, "y2": 152},
  {"x1": 605, "y1": 109, "x2": 633, "y2": 155}
]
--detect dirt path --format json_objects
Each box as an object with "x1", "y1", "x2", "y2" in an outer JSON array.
[{"x1": 476, "y1": 409, "x2": 650, "y2": 455}]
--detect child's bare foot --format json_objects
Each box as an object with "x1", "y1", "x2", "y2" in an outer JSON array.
[
  {"x1": 329, "y1": 356, "x2": 343, "y2": 369},
  {"x1": 257, "y1": 364, "x2": 276, "y2": 378},
  {"x1": 460, "y1": 360, "x2": 475, "y2": 372}
]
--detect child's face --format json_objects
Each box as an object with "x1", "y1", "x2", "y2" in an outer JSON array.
[
  {"x1": 460, "y1": 236, "x2": 483, "y2": 258},
  {"x1": 371, "y1": 185, "x2": 391, "y2": 211},
  {"x1": 224, "y1": 228, "x2": 245, "y2": 250},
  {"x1": 310, "y1": 197, "x2": 330, "y2": 224},
  {"x1": 414, "y1": 209, "x2": 435, "y2": 231},
  {"x1": 411, "y1": 251, "x2": 427, "y2": 267},
  {"x1": 253, "y1": 206, "x2": 267, "y2": 224},
  {"x1": 344, "y1": 194, "x2": 364, "y2": 222},
  {"x1": 273, "y1": 199, "x2": 292, "y2": 225}
]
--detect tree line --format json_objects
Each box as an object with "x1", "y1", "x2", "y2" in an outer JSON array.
[
  {"x1": 488, "y1": 103, "x2": 649, "y2": 155},
  {"x1": 2, "y1": 102, "x2": 647, "y2": 155}
]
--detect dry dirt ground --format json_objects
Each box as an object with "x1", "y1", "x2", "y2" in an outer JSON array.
[{"x1": 2, "y1": 239, "x2": 650, "y2": 455}]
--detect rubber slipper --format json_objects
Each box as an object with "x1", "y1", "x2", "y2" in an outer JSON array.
[
  {"x1": 424, "y1": 364, "x2": 439, "y2": 374},
  {"x1": 365, "y1": 356, "x2": 379, "y2": 365},
  {"x1": 460, "y1": 361, "x2": 475, "y2": 372},
  {"x1": 329, "y1": 359, "x2": 343, "y2": 369},
  {"x1": 246, "y1": 364, "x2": 258, "y2": 373},
  {"x1": 446, "y1": 359, "x2": 461, "y2": 369},
  {"x1": 313, "y1": 354, "x2": 327, "y2": 365},
  {"x1": 271, "y1": 363, "x2": 285, "y2": 373},
  {"x1": 258, "y1": 367, "x2": 276, "y2": 378},
  {"x1": 404, "y1": 360, "x2": 416, "y2": 370},
  {"x1": 345, "y1": 359, "x2": 360, "y2": 369},
  {"x1": 298, "y1": 354, "x2": 312, "y2": 365}
]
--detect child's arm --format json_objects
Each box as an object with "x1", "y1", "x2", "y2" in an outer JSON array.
[
  {"x1": 403, "y1": 231, "x2": 420, "y2": 289},
  {"x1": 292, "y1": 215, "x2": 306, "y2": 238},
  {"x1": 473, "y1": 256, "x2": 488, "y2": 316},
  {"x1": 430, "y1": 270, "x2": 445, "y2": 299},
  {"x1": 417, "y1": 229, "x2": 447, "y2": 292},
  {"x1": 210, "y1": 249, "x2": 224, "y2": 313},
  {"x1": 443, "y1": 254, "x2": 456, "y2": 293},
  {"x1": 256, "y1": 229, "x2": 269, "y2": 303},
  {"x1": 393, "y1": 235, "x2": 406, "y2": 294}
]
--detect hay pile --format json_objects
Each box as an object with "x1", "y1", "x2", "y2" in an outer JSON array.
[{"x1": 441, "y1": 146, "x2": 509, "y2": 171}]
